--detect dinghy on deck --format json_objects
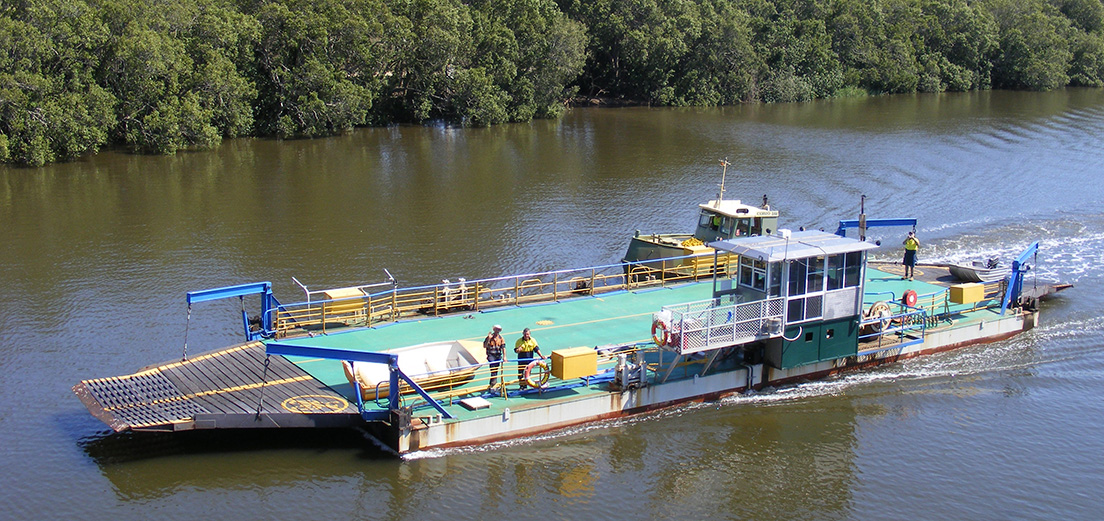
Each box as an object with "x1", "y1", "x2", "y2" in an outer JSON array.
[
  {"x1": 342, "y1": 340, "x2": 487, "y2": 400},
  {"x1": 948, "y1": 258, "x2": 1011, "y2": 282}
]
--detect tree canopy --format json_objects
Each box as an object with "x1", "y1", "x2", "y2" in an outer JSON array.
[{"x1": 2, "y1": 0, "x2": 1103, "y2": 166}]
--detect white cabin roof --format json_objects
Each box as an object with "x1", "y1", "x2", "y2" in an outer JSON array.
[
  {"x1": 710, "y1": 230, "x2": 878, "y2": 262},
  {"x1": 699, "y1": 200, "x2": 778, "y2": 219}
]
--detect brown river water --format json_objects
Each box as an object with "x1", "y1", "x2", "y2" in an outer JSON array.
[{"x1": 2, "y1": 89, "x2": 1103, "y2": 520}]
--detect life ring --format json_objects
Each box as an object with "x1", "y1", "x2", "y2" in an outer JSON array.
[
  {"x1": 902, "y1": 289, "x2": 918, "y2": 307},
  {"x1": 651, "y1": 319, "x2": 669, "y2": 346},
  {"x1": 524, "y1": 359, "x2": 550, "y2": 388}
]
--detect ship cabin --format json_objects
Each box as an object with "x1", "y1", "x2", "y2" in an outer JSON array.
[
  {"x1": 656, "y1": 230, "x2": 878, "y2": 371},
  {"x1": 711, "y1": 229, "x2": 879, "y2": 369},
  {"x1": 692, "y1": 199, "x2": 780, "y2": 243}
]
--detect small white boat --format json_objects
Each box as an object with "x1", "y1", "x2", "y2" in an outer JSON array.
[
  {"x1": 948, "y1": 258, "x2": 1011, "y2": 282},
  {"x1": 342, "y1": 340, "x2": 487, "y2": 399}
]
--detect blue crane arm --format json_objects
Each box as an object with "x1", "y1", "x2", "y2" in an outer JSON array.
[
  {"x1": 187, "y1": 282, "x2": 273, "y2": 304},
  {"x1": 186, "y1": 282, "x2": 277, "y2": 340},
  {"x1": 835, "y1": 218, "x2": 917, "y2": 237}
]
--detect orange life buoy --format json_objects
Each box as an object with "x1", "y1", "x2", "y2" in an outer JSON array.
[
  {"x1": 902, "y1": 289, "x2": 918, "y2": 307},
  {"x1": 651, "y1": 319, "x2": 669, "y2": 346},
  {"x1": 524, "y1": 359, "x2": 550, "y2": 388}
]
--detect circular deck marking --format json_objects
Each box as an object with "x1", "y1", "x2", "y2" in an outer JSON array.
[
  {"x1": 536, "y1": 320, "x2": 554, "y2": 325},
  {"x1": 281, "y1": 394, "x2": 350, "y2": 413}
]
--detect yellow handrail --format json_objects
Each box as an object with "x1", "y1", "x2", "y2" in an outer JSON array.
[{"x1": 274, "y1": 255, "x2": 727, "y2": 336}]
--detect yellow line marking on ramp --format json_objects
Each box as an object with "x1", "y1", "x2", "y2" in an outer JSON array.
[{"x1": 102, "y1": 375, "x2": 314, "y2": 412}]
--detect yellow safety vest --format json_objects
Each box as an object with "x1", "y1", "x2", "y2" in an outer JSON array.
[{"x1": 515, "y1": 337, "x2": 538, "y2": 353}]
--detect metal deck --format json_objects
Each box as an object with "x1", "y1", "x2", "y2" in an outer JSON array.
[
  {"x1": 73, "y1": 341, "x2": 360, "y2": 432},
  {"x1": 75, "y1": 282, "x2": 719, "y2": 432},
  {"x1": 280, "y1": 282, "x2": 718, "y2": 391},
  {"x1": 75, "y1": 259, "x2": 1065, "y2": 435}
]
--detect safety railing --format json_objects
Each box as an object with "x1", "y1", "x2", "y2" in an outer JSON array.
[
  {"x1": 658, "y1": 296, "x2": 786, "y2": 355},
  {"x1": 864, "y1": 277, "x2": 1007, "y2": 331},
  {"x1": 625, "y1": 252, "x2": 739, "y2": 285},
  {"x1": 270, "y1": 253, "x2": 739, "y2": 337},
  {"x1": 363, "y1": 343, "x2": 661, "y2": 415},
  {"x1": 857, "y1": 302, "x2": 928, "y2": 355}
]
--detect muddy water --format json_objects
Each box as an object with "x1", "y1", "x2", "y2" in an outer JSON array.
[{"x1": 2, "y1": 89, "x2": 1103, "y2": 520}]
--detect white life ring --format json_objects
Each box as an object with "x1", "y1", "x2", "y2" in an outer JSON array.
[
  {"x1": 524, "y1": 359, "x2": 550, "y2": 388},
  {"x1": 652, "y1": 319, "x2": 669, "y2": 346}
]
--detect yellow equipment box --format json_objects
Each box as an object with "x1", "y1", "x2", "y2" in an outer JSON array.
[
  {"x1": 950, "y1": 283, "x2": 984, "y2": 304},
  {"x1": 322, "y1": 287, "x2": 367, "y2": 316},
  {"x1": 551, "y1": 346, "x2": 598, "y2": 380}
]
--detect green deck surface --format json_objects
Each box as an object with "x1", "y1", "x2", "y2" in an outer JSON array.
[
  {"x1": 270, "y1": 282, "x2": 716, "y2": 396},
  {"x1": 863, "y1": 265, "x2": 1002, "y2": 319},
  {"x1": 270, "y1": 266, "x2": 1009, "y2": 421},
  {"x1": 863, "y1": 266, "x2": 943, "y2": 306}
]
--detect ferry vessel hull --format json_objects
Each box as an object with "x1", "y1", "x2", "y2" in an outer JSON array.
[{"x1": 394, "y1": 307, "x2": 1032, "y2": 453}]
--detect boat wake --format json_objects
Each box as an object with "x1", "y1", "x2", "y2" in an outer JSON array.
[{"x1": 867, "y1": 213, "x2": 1104, "y2": 284}]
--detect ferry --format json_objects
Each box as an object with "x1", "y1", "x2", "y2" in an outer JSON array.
[{"x1": 73, "y1": 198, "x2": 1069, "y2": 455}]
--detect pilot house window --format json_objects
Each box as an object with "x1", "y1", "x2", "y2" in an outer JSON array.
[
  {"x1": 738, "y1": 256, "x2": 767, "y2": 292},
  {"x1": 785, "y1": 252, "x2": 862, "y2": 323}
]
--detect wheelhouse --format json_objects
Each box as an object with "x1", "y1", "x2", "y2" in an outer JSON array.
[
  {"x1": 709, "y1": 230, "x2": 879, "y2": 368},
  {"x1": 692, "y1": 199, "x2": 780, "y2": 242}
]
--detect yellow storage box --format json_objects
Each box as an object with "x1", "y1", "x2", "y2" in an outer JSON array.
[
  {"x1": 950, "y1": 283, "x2": 984, "y2": 304},
  {"x1": 551, "y1": 346, "x2": 598, "y2": 380},
  {"x1": 322, "y1": 287, "x2": 368, "y2": 316}
]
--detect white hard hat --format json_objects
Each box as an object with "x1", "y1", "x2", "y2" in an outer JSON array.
[{"x1": 493, "y1": 324, "x2": 502, "y2": 330}]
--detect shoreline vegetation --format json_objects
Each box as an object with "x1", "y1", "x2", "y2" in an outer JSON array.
[{"x1": 3, "y1": 0, "x2": 1104, "y2": 166}]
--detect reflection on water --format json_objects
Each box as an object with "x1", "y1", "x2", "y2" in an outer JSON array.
[
  {"x1": 82, "y1": 429, "x2": 389, "y2": 499},
  {"x1": 3, "y1": 88, "x2": 1104, "y2": 520}
]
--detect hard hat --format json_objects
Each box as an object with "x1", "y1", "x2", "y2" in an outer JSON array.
[{"x1": 493, "y1": 324, "x2": 502, "y2": 330}]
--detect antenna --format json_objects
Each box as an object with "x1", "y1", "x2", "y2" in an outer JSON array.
[{"x1": 715, "y1": 157, "x2": 730, "y2": 208}]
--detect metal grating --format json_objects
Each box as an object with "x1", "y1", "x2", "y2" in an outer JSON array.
[
  {"x1": 663, "y1": 297, "x2": 785, "y2": 355},
  {"x1": 75, "y1": 341, "x2": 353, "y2": 432},
  {"x1": 81, "y1": 369, "x2": 211, "y2": 430}
]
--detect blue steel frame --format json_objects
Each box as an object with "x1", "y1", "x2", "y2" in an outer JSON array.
[
  {"x1": 264, "y1": 341, "x2": 455, "y2": 421},
  {"x1": 1001, "y1": 241, "x2": 1040, "y2": 315},
  {"x1": 835, "y1": 218, "x2": 918, "y2": 237},
  {"x1": 187, "y1": 282, "x2": 277, "y2": 341}
]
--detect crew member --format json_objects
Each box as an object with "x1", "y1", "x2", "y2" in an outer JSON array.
[
  {"x1": 514, "y1": 327, "x2": 544, "y2": 389},
  {"x1": 484, "y1": 324, "x2": 506, "y2": 391},
  {"x1": 902, "y1": 231, "x2": 920, "y2": 281}
]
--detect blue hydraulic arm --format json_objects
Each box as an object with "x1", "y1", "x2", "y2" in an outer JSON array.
[
  {"x1": 1001, "y1": 241, "x2": 1040, "y2": 315},
  {"x1": 264, "y1": 342, "x2": 455, "y2": 420},
  {"x1": 186, "y1": 282, "x2": 277, "y2": 341}
]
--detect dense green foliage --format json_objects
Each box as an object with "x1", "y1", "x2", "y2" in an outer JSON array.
[
  {"x1": 2, "y1": 0, "x2": 1103, "y2": 165},
  {"x1": 560, "y1": 0, "x2": 1104, "y2": 104},
  {"x1": 0, "y1": 0, "x2": 586, "y2": 164}
]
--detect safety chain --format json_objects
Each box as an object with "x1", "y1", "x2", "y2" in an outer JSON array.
[
  {"x1": 181, "y1": 304, "x2": 192, "y2": 362},
  {"x1": 255, "y1": 355, "x2": 271, "y2": 419}
]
